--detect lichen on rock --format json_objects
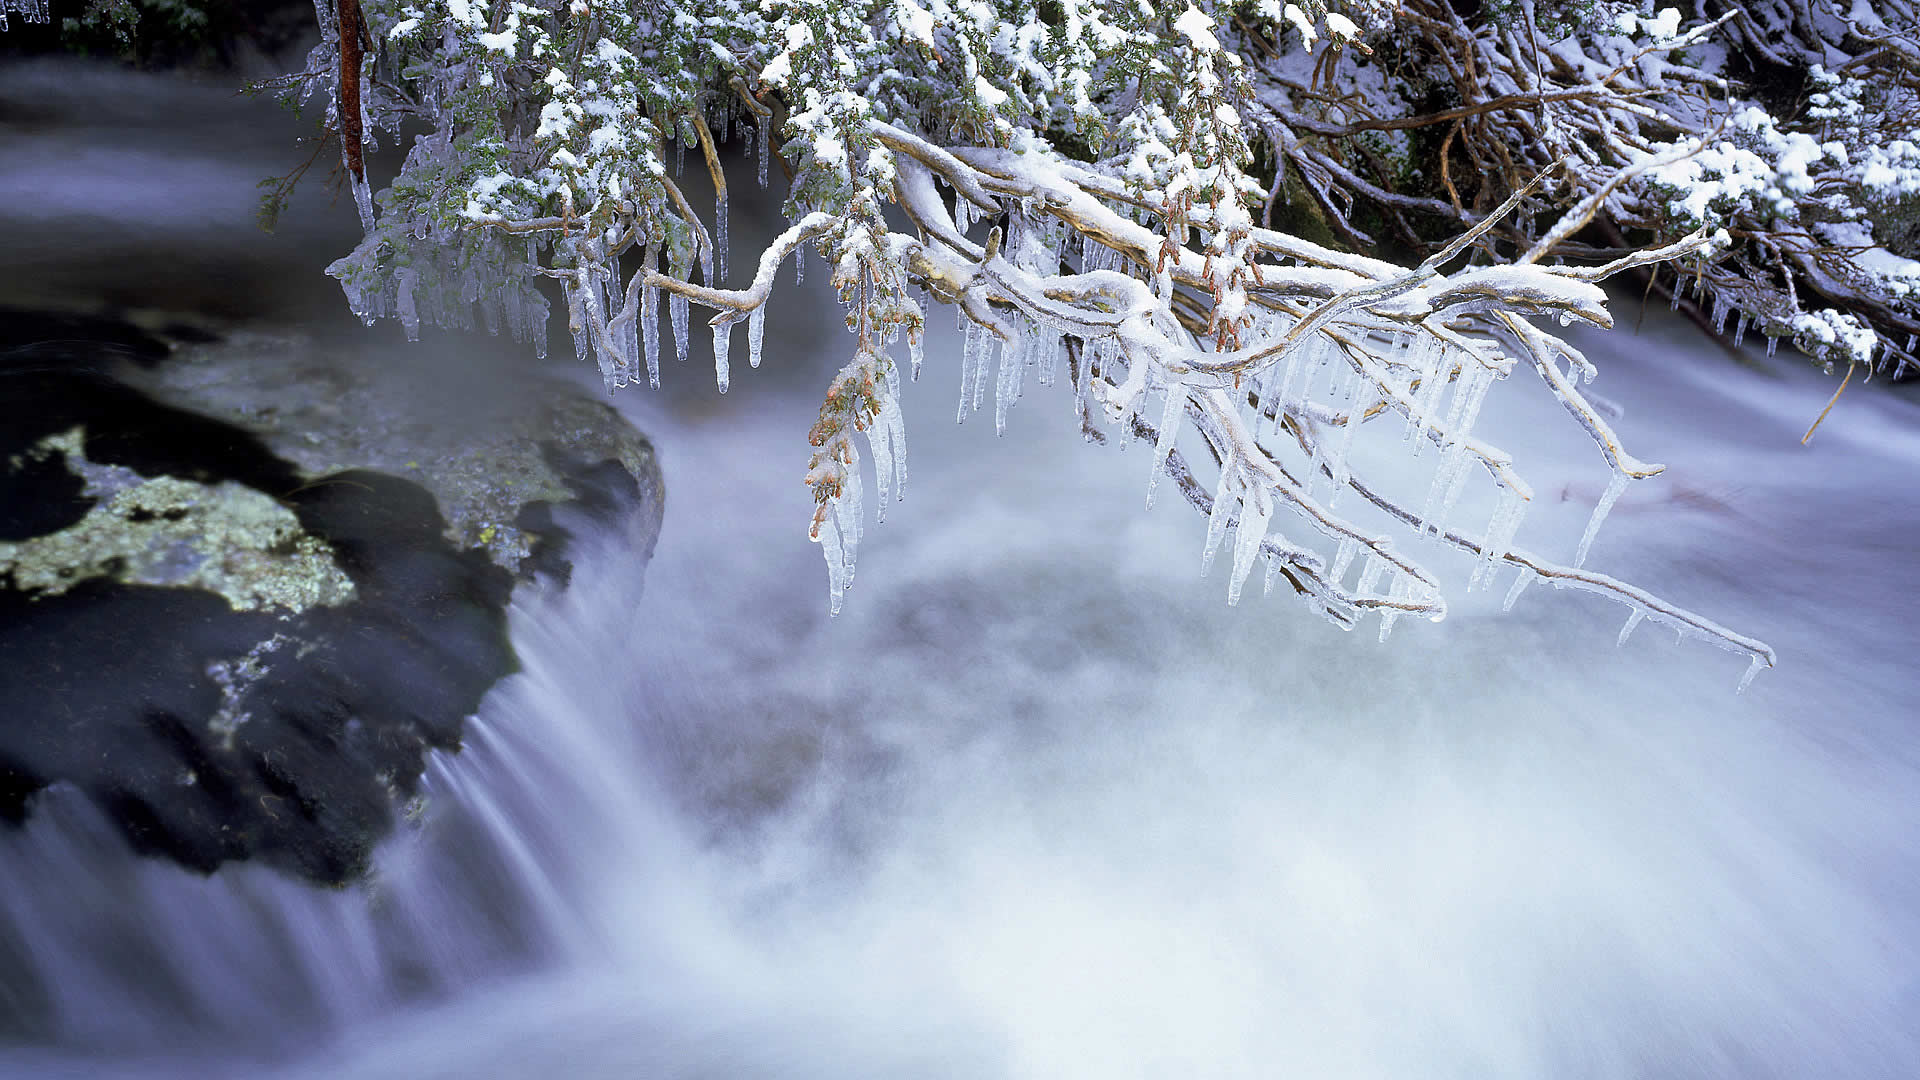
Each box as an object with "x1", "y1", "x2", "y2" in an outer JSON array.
[
  {"x1": 118, "y1": 331, "x2": 661, "y2": 577},
  {"x1": 1, "y1": 313, "x2": 661, "y2": 885},
  {"x1": 0, "y1": 428, "x2": 354, "y2": 612}
]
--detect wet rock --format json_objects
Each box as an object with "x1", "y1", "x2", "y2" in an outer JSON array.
[{"x1": 0, "y1": 311, "x2": 663, "y2": 884}]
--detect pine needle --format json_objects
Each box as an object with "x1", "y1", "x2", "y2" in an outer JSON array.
[{"x1": 1801, "y1": 355, "x2": 1855, "y2": 446}]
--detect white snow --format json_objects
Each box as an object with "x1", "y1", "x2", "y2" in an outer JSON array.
[{"x1": 1173, "y1": 5, "x2": 1220, "y2": 53}]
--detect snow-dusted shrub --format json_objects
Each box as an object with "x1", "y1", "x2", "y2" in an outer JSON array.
[
  {"x1": 74, "y1": 0, "x2": 1828, "y2": 680},
  {"x1": 1255, "y1": 0, "x2": 1920, "y2": 375}
]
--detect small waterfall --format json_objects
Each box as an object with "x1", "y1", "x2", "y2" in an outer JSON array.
[{"x1": 0, "y1": 533, "x2": 673, "y2": 1066}]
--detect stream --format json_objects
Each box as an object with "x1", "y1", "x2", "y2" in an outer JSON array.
[{"x1": 4, "y1": 58, "x2": 1920, "y2": 1080}]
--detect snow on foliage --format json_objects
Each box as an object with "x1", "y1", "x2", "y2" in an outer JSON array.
[
  {"x1": 0, "y1": 0, "x2": 45, "y2": 31},
  {"x1": 196, "y1": 0, "x2": 1920, "y2": 680}
]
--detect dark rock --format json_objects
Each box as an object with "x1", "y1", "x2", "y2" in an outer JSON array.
[{"x1": 0, "y1": 310, "x2": 663, "y2": 884}]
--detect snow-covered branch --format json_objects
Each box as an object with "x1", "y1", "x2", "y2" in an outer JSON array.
[{"x1": 244, "y1": 0, "x2": 1829, "y2": 683}]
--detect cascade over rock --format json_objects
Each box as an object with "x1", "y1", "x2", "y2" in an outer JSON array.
[{"x1": 0, "y1": 308, "x2": 664, "y2": 884}]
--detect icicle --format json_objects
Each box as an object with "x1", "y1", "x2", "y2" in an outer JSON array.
[
  {"x1": 676, "y1": 134, "x2": 685, "y2": 176},
  {"x1": 1669, "y1": 272, "x2": 1683, "y2": 310},
  {"x1": 756, "y1": 118, "x2": 770, "y2": 189},
  {"x1": 1265, "y1": 366, "x2": 1289, "y2": 442},
  {"x1": 1010, "y1": 328, "x2": 1029, "y2": 404},
  {"x1": 712, "y1": 316, "x2": 733, "y2": 393},
  {"x1": 642, "y1": 260, "x2": 661, "y2": 388},
  {"x1": 1398, "y1": 345, "x2": 1424, "y2": 441},
  {"x1": 1091, "y1": 336, "x2": 1117, "y2": 381},
  {"x1": 1377, "y1": 574, "x2": 1405, "y2": 643},
  {"x1": 795, "y1": 246, "x2": 806, "y2": 286},
  {"x1": 1472, "y1": 488, "x2": 1526, "y2": 589},
  {"x1": 838, "y1": 442, "x2": 865, "y2": 558},
  {"x1": 1145, "y1": 382, "x2": 1188, "y2": 509},
  {"x1": 395, "y1": 266, "x2": 421, "y2": 341},
  {"x1": 957, "y1": 322, "x2": 981, "y2": 423},
  {"x1": 1355, "y1": 552, "x2": 1386, "y2": 597},
  {"x1": 994, "y1": 336, "x2": 1016, "y2": 436},
  {"x1": 1574, "y1": 469, "x2": 1628, "y2": 568},
  {"x1": 1038, "y1": 335, "x2": 1059, "y2": 387},
  {"x1": 1074, "y1": 341, "x2": 1094, "y2": 432},
  {"x1": 671, "y1": 293, "x2": 690, "y2": 362},
  {"x1": 1199, "y1": 466, "x2": 1236, "y2": 578},
  {"x1": 881, "y1": 376, "x2": 908, "y2": 500},
  {"x1": 351, "y1": 174, "x2": 376, "y2": 235},
  {"x1": 481, "y1": 292, "x2": 501, "y2": 337},
  {"x1": 909, "y1": 330, "x2": 924, "y2": 382},
  {"x1": 1502, "y1": 568, "x2": 1533, "y2": 611},
  {"x1": 1617, "y1": 608, "x2": 1644, "y2": 647},
  {"x1": 1455, "y1": 368, "x2": 1494, "y2": 445},
  {"x1": 1330, "y1": 537, "x2": 1359, "y2": 585},
  {"x1": 1432, "y1": 447, "x2": 1474, "y2": 538},
  {"x1": 815, "y1": 516, "x2": 848, "y2": 614},
  {"x1": 744, "y1": 305, "x2": 766, "y2": 369},
  {"x1": 507, "y1": 287, "x2": 527, "y2": 346},
  {"x1": 1765, "y1": 334, "x2": 1779, "y2": 359},
  {"x1": 868, "y1": 405, "x2": 895, "y2": 522},
  {"x1": 1312, "y1": 345, "x2": 1335, "y2": 403},
  {"x1": 1419, "y1": 449, "x2": 1469, "y2": 535},
  {"x1": 715, "y1": 189, "x2": 729, "y2": 284},
  {"x1": 1327, "y1": 395, "x2": 1365, "y2": 506},
  {"x1": 1262, "y1": 552, "x2": 1284, "y2": 597},
  {"x1": 1276, "y1": 334, "x2": 1312, "y2": 407},
  {"x1": 1732, "y1": 313, "x2": 1749, "y2": 349},
  {"x1": 1306, "y1": 425, "x2": 1329, "y2": 501},
  {"x1": 1737, "y1": 654, "x2": 1764, "y2": 694},
  {"x1": 971, "y1": 328, "x2": 992, "y2": 412},
  {"x1": 1227, "y1": 486, "x2": 1272, "y2": 605},
  {"x1": 1118, "y1": 363, "x2": 1144, "y2": 449},
  {"x1": 617, "y1": 287, "x2": 639, "y2": 389},
  {"x1": 1407, "y1": 345, "x2": 1450, "y2": 452},
  {"x1": 568, "y1": 285, "x2": 602, "y2": 390}
]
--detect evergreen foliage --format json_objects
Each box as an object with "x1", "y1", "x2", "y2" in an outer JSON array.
[{"x1": 29, "y1": 0, "x2": 1918, "y2": 679}]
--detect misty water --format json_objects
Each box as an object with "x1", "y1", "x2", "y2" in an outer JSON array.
[{"x1": 4, "y1": 60, "x2": 1920, "y2": 1079}]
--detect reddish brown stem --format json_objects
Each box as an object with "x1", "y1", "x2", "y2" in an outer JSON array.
[{"x1": 338, "y1": 0, "x2": 365, "y2": 185}]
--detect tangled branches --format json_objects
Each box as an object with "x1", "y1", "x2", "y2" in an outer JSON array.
[
  {"x1": 1256, "y1": 0, "x2": 1920, "y2": 378},
  {"x1": 276, "y1": 0, "x2": 1793, "y2": 681}
]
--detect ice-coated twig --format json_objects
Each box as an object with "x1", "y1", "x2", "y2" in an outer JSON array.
[{"x1": 414, "y1": 26, "x2": 1781, "y2": 676}]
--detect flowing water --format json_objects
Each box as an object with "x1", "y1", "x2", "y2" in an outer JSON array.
[{"x1": 4, "y1": 59, "x2": 1920, "y2": 1080}]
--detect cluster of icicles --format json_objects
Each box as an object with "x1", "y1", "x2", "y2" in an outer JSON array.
[
  {"x1": 910, "y1": 247, "x2": 1764, "y2": 688},
  {"x1": 578, "y1": 115, "x2": 775, "y2": 395},
  {"x1": 814, "y1": 362, "x2": 908, "y2": 616},
  {"x1": 349, "y1": 252, "x2": 552, "y2": 355},
  {"x1": 1685, "y1": 268, "x2": 1913, "y2": 379},
  {"x1": 0, "y1": 0, "x2": 48, "y2": 31},
  {"x1": 344, "y1": 101, "x2": 1769, "y2": 688}
]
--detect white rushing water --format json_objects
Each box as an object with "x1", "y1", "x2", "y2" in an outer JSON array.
[{"x1": 5, "y1": 59, "x2": 1920, "y2": 1080}]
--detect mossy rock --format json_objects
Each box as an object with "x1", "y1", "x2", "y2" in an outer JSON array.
[{"x1": 0, "y1": 311, "x2": 663, "y2": 884}]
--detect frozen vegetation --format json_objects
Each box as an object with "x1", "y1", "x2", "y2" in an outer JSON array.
[
  {"x1": 4, "y1": 52, "x2": 1920, "y2": 1079},
  {"x1": 18, "y1": 0, "x2": 1920, "y2": 673}
]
